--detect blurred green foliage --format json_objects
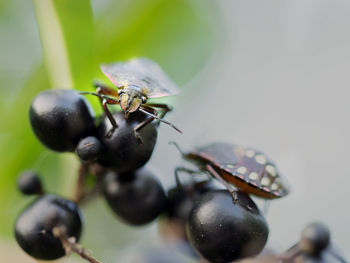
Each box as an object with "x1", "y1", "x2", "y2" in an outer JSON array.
[{"x1": 0, "y1": 0, "x2": 217, "y2": 237}]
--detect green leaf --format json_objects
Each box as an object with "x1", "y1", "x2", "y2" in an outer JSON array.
[
  {"x1": 0, "y1": 66, "x2": 63, "y2": 237},
  {"x1": 94, "y1": 0, "x2": 215, "y2": 85},
  {"x1": 33, "y1": 0, "x2": 94, "y2": 89},
  {"x1": 0, "y1": 0, "x2": 94, "y2": 236}
]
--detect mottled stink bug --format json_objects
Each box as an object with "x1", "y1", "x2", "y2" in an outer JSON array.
[
  {"x1": 81, "y1": 57, "x2": 182, "y2": 144},
  {"x1": 173, "y1": 142, "x2": 289, "y2": 199}
]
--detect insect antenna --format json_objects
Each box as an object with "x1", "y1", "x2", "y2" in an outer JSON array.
[
  {"x1": 168, "y1": 141, "x2": 185, "y2": 156},
  {"x1": 79, "y1": 91, "x2": 120, "y2": 103},
  {"x1": 138, "y1": 108, "x2": 182, "y2": 134}
]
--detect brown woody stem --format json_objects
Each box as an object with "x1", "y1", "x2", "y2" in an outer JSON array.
[
  {"x1": 74, "y1": 163, "x2": 105, "y2": 205},
  {"x1": 53, "y1": 227, "x2": 102, "y2": 263},
  {"x1": 73, "y1": 163, "x2": 89, "y2": 203}
]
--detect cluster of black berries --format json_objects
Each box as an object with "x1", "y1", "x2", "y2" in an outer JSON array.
[
  {"x1": 16, "y1": 170, "x2": 84, "y2": 260},
  {"x1": 16, "y1": 89, "x2": 161, "y2": 262},
  {"x1": 14, "y1": 89, "x2": 269, "y2": 262},
  {"x1": 15, "y1": 89, "x2": 347, "y2": 263},
  {"x1": 29, "y1": 89, "x2": 157, "y2": 170}
]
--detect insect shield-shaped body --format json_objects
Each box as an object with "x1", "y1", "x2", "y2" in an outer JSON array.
[
  {"x1": 184, "y1": 142, "x2": 289, "y2": 199},
  {"x1": 82, "y1": 58, "x2": 182, "y2": 144}
]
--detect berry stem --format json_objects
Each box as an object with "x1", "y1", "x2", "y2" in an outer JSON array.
[
  {"x1": 279, "y1": 244, "x2": 302, "y2": 261},
  {"x1": 74, "y1": 163, "x2": 104, "y2": 205},
  {"x1": 53, "y1": 227, "x2": 102, "y2": 263},
  {"x1": 76, "y1": 182, "x2": 102, "y2": 206},
  {"x1": 74, "y1": 163, "x2": 89, "y2": 203}
]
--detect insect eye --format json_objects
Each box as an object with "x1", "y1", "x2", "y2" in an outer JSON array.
[{"x1": 141, "y1": 96, "x2": 147, "y2": 103}]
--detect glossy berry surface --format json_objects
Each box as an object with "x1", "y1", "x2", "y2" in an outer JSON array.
[
  {"x1": 166, "y1": 186, "x2": 196, "y2": 223},
  {"x1": 97, "y1": 111, "x2": 157, "y2": 173},
  {"x1": 29, "y1": 89, "x2": 95, "y2": 152},
  {"x1": 166, "y1": 181, "x2": 217, "y2": 222},
  {"x1": 160, "y1": 181, "x2": 219, "y2": 257},
  {"x1": 15, "y1": 194, "x2": 83, "y2": 260},
  {"x1": 186, "y1": 190, "x2": 269, "y2": 263},
  {"x1": 103, "y1": 168, "x2": 166, "y2": 225},
  {"x1": 17, "y1": 170, "x2": 43, "y2": 195},
  {"x1": 76, "y1": 136, "x2": 103, "y2": 161},
  {"x1": 162, "y1": 181, "x2": 219, "y2": 240},
  {"x1": 300, "y1": 222, "x2": 330, "y2": 255}
]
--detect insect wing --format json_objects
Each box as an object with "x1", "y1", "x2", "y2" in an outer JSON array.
[
  {"x1": 223, "y1": 145, "x2": 289, "y2": 197},
  {"x1": 195, "y1": 143, "x2": 240, "y2": 165},
  {"x1": 101, "y1": 58, "x2": 180, "y2": 98},
  {"x1": 195, "y1": 143, "x2": 289, "y2": 198}
]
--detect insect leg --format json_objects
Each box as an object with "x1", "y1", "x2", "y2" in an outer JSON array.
[
  {"x1": 133, "y1": 107, "x2": 156, "y2": 144},
  {"x1": 79, "y1": 91, "x2": 120, "y2": 104},
  {"x1": 205, "y1": 164, "x2": 238, "y2": 202},
  {"x1": 94, "y1": 82, "x2": 120, "y2": 98},
  {"x1": 92, "y1": 84, "x2": 120, "y2": 138},
  {"x1": 95, "y1": 84, "x2": 120, "y2": 105},
  {"x1": 168, "y1": 141, "x2": 185, "y2": 157},
  {"x1": 174, "y1": 167, "x2": 202, "y2": 189},
  {"x1": 144, "y1": 103, "x2": 172, "y2": 119},
  {"x1": 102, "y1": 99, "x2": 118, "y2": 138},
  {"x1": 140, "y1": 106, "x2": 182, "y2": 133}
]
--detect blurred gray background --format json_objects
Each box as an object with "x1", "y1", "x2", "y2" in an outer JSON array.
[
  {"x1": 1, "y1": 0, "x2": 350, "y2": 261},
  {"x1": 154, "y1": 0, "x2": 350, "y2": 258}
]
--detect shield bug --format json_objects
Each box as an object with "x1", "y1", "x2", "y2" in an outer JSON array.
[
  {"x1": 172, "y1": 142, "x2": 289, "y2": 199},
  {"x1": 81, "y1": 57, "x2": 182, "y2": 144}
]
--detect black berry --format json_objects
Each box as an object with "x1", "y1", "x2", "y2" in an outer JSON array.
[
  {"x1": 29, "y1": 89, "x2": 95, "y2": 152},
  {"x1": 300, "y1": 222, "x2": 330, "y2": 255},
  {"x1": 97, "y1": 111, "x2": 157, "y2": 173},
  {"x1": 76, "y1": 136, "x2": 103, "y2": 161},
  {"x1": 103, "y1": 168, "x2": 166, "y2": 225},
  {"x1": 161, "y1": 181, "x2": 218, "y2": 241},
  {"x1": 166, "y1": 181, "x2": 218, "y2": 221},
  {"x1": 17, "y1": 170, "x2": 43, "y2": 195},
  {"x1": 283, "y1": 222, "x2": 348, "y2": 263},
  {"x1": 186, "y1": 190, "x2": 269, "y2": 263},
  {"x1": 15, "y1": 194, "x2": 83, "y2": 260}
]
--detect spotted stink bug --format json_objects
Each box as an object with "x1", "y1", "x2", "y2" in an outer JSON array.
[
  {"x1": 173, "y1": 142, "x2": 289, "y2": 199},
  {"x1": 80, "y1": 57, "x2": 182, "y2": 143}
]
